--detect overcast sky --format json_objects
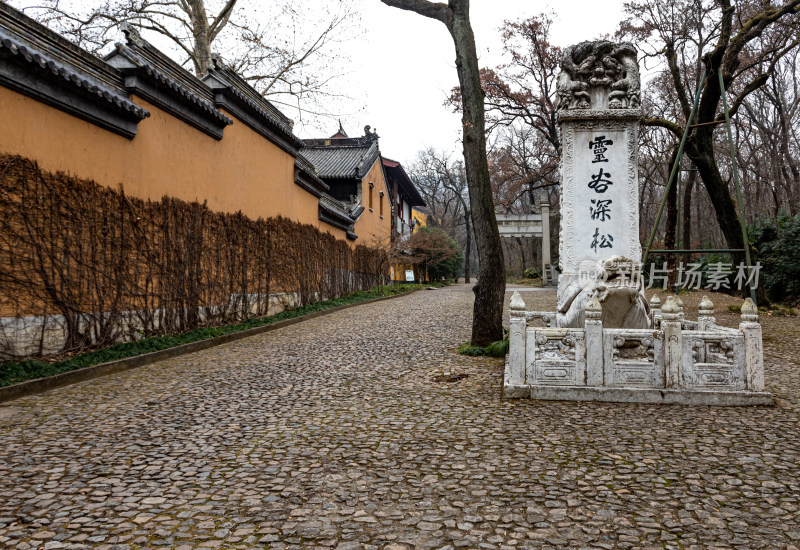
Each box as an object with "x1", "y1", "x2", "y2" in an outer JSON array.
[
  {"x1": 315, "y1": 0, "x2": 630, "y2": 166},
  {"x1": 13, "y1": 0, "x2": 631, "y2": 166}
]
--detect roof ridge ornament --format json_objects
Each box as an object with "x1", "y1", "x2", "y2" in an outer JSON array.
[
  {"x1": 364, "y1": 124, "x2": 379, "y2": 142},
  {"x1": 119, "y1": 22, "x2": 144, "y2": 48}
]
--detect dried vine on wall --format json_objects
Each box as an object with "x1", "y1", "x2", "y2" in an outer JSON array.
[{"x1": 0, "y1": 154, "x2": 388, "y2": 358}]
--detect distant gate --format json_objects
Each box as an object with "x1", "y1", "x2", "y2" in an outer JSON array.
[{"x1": 495, "y1": 203, "x2": 555, "y2": 285}]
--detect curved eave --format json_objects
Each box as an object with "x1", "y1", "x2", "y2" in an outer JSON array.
[
  {"x1": 0, "y1": 32, "x2": 149, "y2": 138},
  {"x1": 318, "y1": 195, "x2": 358, "y2": 240},
  {"x1": 106, "y1": 44, "x2": 232, "y2": 139},
  {"x1": 354, "y1": 143, "x2": 381, "y2": 179},
  {"x1": 295, "y1": 160, "x2": 329, "y2": 198},
  {"x1": 205, "y1": 72, "x2": 304, "y2": 155},
  {"x1": 382, "y1": 157, "x2": 426, "y2": 207}
]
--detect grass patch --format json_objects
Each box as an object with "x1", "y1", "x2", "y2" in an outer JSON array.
[
  {"x1": 758, "y1": 303, "x2": 798, "y2": 316},
  {"x1": 457, "y1": 342, "x2": 487, "y2": 356},
  {"x1": 0, "y1": 284, "x2": 427, "y2": 388},
  {"x1": 485, "y1": 338, "x2": 510, "y2": 357},
  {"x1": 457, "y1": 331, "x2": 510, "y2": 358}
]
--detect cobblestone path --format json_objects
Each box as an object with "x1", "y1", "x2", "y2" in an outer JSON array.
[{"x1": 1, "y1": 285, "x2": 799, "y2": 550}]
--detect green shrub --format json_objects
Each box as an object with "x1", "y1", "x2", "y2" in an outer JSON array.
[
  {"x1": 749, "y1": 214, "x2": 800, "y2": 303},
  {"x1": 404, "y1": 226, "x2": 463, "y2": 281},
  {"x1": 485, "y1": 338, "x2": 510, "y2": 357},
  {"x1": 457, "y1": 342, "x2": 486, "y2": 356},
  {"x1": 523, "y1": 267, "x2": 539, "y2": 279},
  {"x1": 457, "y1": 332, "x2": 509, "y2": 358}
]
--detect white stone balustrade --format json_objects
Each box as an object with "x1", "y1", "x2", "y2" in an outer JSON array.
[{"x1": 504, "y1": 291, "x2": 773, "y2": 406}]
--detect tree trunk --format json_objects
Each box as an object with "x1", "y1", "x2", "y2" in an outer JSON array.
[
  {"x1": 685, "y1": 138, "x2": 746, "y2": 268},
  {"x1": 187, "y1": 0, "x2": 213, "y2": 76},
  {"x1": 379, "y1": 0, "x2": 505, "y2": 346},
  {"x1": 517, "y1": 237, "x2": 527, "y2": 274},
  {"x1": 450, "y1": 2, "x2": 505, "y2": 345},
  {"x1": 665, "y1": 149, "x2": 679, "y2": 289},
  {"x1": 464, "y1": 211, "x2": 471, "y2": 283},
  {"x1": 682, "y1": 171, "x2": 695, "y2": 254}
]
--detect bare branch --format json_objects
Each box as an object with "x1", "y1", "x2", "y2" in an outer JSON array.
[
  {"x1": 209, "y1": 0, "x2": 237, "y2": 41},
  {"x1": 378, "y1": 0, "x2": 452, "y2": 27}
]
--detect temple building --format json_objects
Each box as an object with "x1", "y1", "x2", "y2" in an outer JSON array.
[
  {"x1": 301, "y1": 125, "x2": 426, "y2": 252},
  {"x1": 0, "y1": 2, "x2": 418, "y2": 246}
]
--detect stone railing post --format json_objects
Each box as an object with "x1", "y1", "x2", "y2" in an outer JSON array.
[
  {"x1": 740, "y1": 298, "x2": 764, "y2": 392},
  {"x1": 508, "y1": 291, "x2": 527, "y2": 386},
  {"x1": 540, "y1": 202, "x2": 551, "y2": 280},
  {"x1": 584, "y1": 294, "x2": 603, "y2": 386},
  {"x1": 698, "y1": 295, "x2": 716, "y2": 331},
  {"x1": 650, "y1": 294, "x2": 662, "y2": 327},
  {"x1": 676, "y1": 296, "x2": 685, "y2": 323},
  {"x1": 662, "y1": 296, "x2": 683, "y2": 389}
]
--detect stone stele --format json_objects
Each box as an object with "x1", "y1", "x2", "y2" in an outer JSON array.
[
  {"x1": 502, "y1": 40, "x2": 772, "y2": 406},
  {"x1": 555, "y1": 40, "x2": 649, "y2": 329}
]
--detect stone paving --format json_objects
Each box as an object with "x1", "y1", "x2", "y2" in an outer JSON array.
[{"x1": 0, "y1": 284, "x2": 799, "y2": 550}]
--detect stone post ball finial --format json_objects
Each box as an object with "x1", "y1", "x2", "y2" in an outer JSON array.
[
  {"x1": 662, "y1": 296, "x2": 680, "y2": 321},
  {"x1": 586, "y1": 293, "x2": 602, "y2": 320},
  {"x1": 649, "y1": 294, "x2": 661, "y2": 308},
  {"x1": 675, "y1": 296, "x2": 685, "y2": 320},
  {"x1": 699, "y1": 295, "x2": 715, "y2": 315},
  {"x1": 741, "y1": 297, "x2": 759, "y2": 322},
  {"x1": 510, "y1": 291, "x2": 526, "y2": 311}
]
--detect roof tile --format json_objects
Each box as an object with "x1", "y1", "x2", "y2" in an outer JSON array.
[{"x1": 301, "y1": 141, "x2": 379, "y2": 179}]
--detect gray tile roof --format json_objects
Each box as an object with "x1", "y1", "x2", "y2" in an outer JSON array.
[
  {"x1": 0, "y1": 2, "x2": 124, "y2": 91},
  {"x1": 318, "y1": 193, "x2": 359, "y2": 240},
  {"x1": 105, "y1": 27, "x2": 232, "y2": 128},
  {"x1": 114, "y1": 24, "x2": 215, "y2": 104},
  {"x1": 319, "y1": 194, "x2": 352, "y2": 221},
  {"x1": 0, "y1": 30, "x2": 149, "y2": 121},
  {"x1": 300, "y1": 140, "x2": 379, "y2": 179},
  {"x1": 0, "y1": 2, "x2": 149, "y2": 122},
  {"x1": 206, "y1": 60, "x2": 293, "y2": 130},
  {"x1": 203, "y1": 62, "x2": 303, "y2": 153}
]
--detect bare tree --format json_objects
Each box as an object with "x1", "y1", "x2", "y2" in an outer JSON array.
[
  {"x1": 489, "y1": 124, "x2": 559, "y2": 211},
  {"x1": 448, "y1": 13, "x2": 561, "y2": 151},
  {"x1": 445, "y1": 12, "x2": 563, "y2": 278},
  {"x1": 378, "y1": 0, "x2": 505, "y2": 346},
  {"x1": 410, "y1": 148, "x2": 474, "y2": 283},
  {"x1": 445, "y1": 13, "x2": 563, "y2": 212},
  {"x1": 738, "y1": 52, "x2": 800, "y2": 216},
  {"x1": 619, "y1": 0, "x2": 800, "y2": 266},
  {"x1": 16, "y1": 0, "x2": 355, "y2": 118},
  {"x1": 409, "y1": 154, "x2": 464, "y2": 230}
]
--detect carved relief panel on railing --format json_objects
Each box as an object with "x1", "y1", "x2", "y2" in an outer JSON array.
[
  {"x1": 682, "y1": 333, "x2": 745, "y2": 391},
  {"x1": 524, "y1": 311, "x2": 555, "y2": 328},
  {"x1": 603, "y1": 329, "x2": 663, "y2": 388},
  {"x1": 526, "y1": 328, "x2": 586, "y2": 386}
]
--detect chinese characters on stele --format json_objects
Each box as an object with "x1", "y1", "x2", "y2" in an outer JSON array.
[{"x1": 588, "y1": 135, "x2": 614, "y2": 253}]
